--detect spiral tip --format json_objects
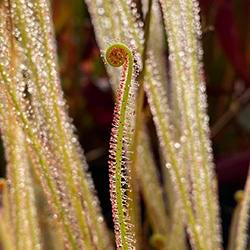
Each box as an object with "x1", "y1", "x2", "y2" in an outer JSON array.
[{"x1": 105, "y1": 44, "x2": 129, "y2": 67}]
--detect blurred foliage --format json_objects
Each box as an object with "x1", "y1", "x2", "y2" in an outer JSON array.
[
  {"x1": 0, "y1": 0, "x2": 248, "y2": 247},
  {"x1": 52, "y1": 0, "x2": 249, "y2": 161},
  {"x1": 50, "y1": 0, "x2": 249, "y2": 245}
]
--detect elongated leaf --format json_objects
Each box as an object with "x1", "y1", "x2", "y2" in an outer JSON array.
[
  {"x1": 159, "y1": 0, "x2": 222, "y2": 248},
  {"x1": 0, "y1": 1, "x2": 111, "y2": 249},
  {"x1": 106, "y1": 43, "x2": 140, "y2": 249},
  {"x1": 85, "y1": 0, "x2": 170, "y2": 246}
]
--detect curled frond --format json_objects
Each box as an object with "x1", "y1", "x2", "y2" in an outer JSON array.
[
  {"x1": 85, "y1": 1, "x2": 172, "y2": 245},
  {"x1": 106, "y1": 43, "x2": 139, "y2": 250},
  {"x1": 106, "y1": 44, "x2": 129, "y2": 67}
]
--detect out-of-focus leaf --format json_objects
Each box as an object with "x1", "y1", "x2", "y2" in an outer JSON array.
[{"x1": 215, "y1": 0, "x2": 249, "y2": 84}]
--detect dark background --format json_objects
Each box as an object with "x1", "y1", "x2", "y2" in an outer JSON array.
[{"x1": 0, "y1": 0, "x2": 249, "y2": 248}]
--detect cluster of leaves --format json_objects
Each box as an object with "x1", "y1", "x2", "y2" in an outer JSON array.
[{"x1": 0, "y1": 0, "x2": 249, "y2": 250}]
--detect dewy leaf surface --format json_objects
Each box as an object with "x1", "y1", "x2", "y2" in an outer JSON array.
[
  {"x1": 0, "y1": 7, "x2": 41, "y2": 249},
  {"x1": 85, "y1": 0, "x2": 170, "y2": 246},
  {"x1": 106, "y1": 1, "x2": 204, "y2": 247},
  {"x1": 0, "y1": 1, "x2": 111, "y2": 249},
  {"x1": 106, "y1": 43, "x2": 139, "y2": 250},
  {"x1": 159, "y1": 0, "x2": 221, "y2": 248}
]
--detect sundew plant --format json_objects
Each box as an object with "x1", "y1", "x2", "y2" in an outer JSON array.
[{"x1": 0, "y1": 0, "x2": 249, "y2": 250}]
